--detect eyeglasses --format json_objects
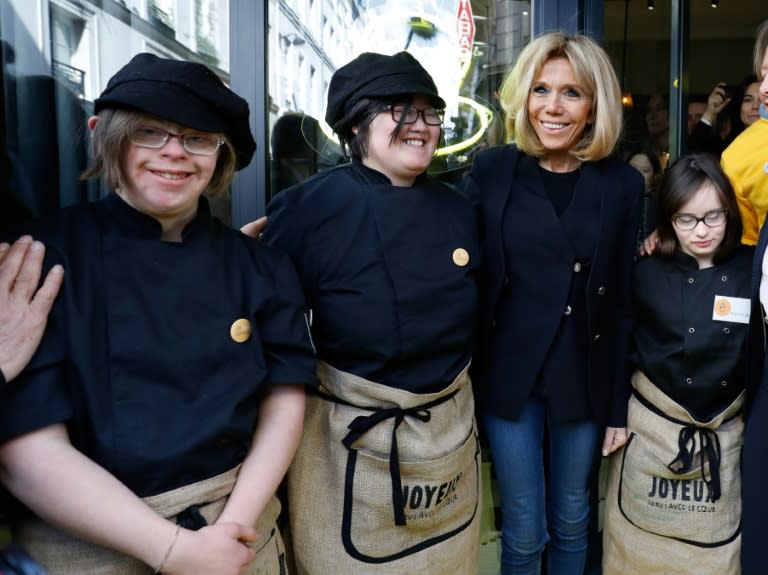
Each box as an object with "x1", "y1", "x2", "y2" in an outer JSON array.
[
  {"x1": 671, "y1": 209, "x2": 728, "y2": 231},
  {"x1": 129, "y1": 125, "x2": 225, "y2": 156},
  {"x1": 385, "y1": 105, "x2": 445, "y2": 126}
]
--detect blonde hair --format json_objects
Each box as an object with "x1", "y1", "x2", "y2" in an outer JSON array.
[
  {"x1": 498, "y1": 32, "x2": 623, "y2": 162},
  {"x1": 754, "y1": 19, "x2": 768, "y2": 78},
  {"x1": 81, "y1": 109, "x2": 237, "y2": 197}
]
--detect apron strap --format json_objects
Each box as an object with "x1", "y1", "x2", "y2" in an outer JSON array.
[
  {"x1": 315, "y1": 387, "x2": 460, "y2": 526},
  {"x1": 176, "y1": 505, "x2": 208, "y2": 530},
  {"x1": 631, "y1": 387, "x2": 742, "y2": 426}
]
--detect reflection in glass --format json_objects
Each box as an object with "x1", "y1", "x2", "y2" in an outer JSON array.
[
  {"x1": 604, "y1": 0, "x2": 757, "y2": 163},
  {"x1": 268, "y1": 0, "x2": 531, "y2": 190},
  {"x1": 0, "y1": 0, "x2": 232, "y2": 228}
]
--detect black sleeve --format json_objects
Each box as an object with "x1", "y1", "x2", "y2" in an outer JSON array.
[{"x1": 257, "y1": 251, "x2": 318, "y2": 388}]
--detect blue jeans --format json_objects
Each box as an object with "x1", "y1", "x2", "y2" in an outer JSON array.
[{"x1": 484, "y1": 397, "x2": 601, "y2": 575}]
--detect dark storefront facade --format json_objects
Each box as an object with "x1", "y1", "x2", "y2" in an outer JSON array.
[{"x1": 1, "y1": 0, "x2": 764, "y2": 229}]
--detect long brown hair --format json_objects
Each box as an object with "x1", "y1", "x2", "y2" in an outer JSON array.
[{"x1": 656, "y1": 154, "x2": 742, "y2": 265}]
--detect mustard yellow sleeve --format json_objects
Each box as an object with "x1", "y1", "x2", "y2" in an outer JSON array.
[{"x1": 722, "y1": 152, "x2": 758, "y2": 245}]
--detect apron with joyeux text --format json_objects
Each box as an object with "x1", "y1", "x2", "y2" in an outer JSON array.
[
  {"x1": 603, "y1": 371, "x2": 743, "y2": 575},
  {"x1": 286, "y1": 361, "x2": 481, "y2": 575}
]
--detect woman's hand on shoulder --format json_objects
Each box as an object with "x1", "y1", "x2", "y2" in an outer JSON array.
[
  {"x1": 602, "y1": 427, "x2": 627, "y2": 456},
  {"x1": 240, "y1": 217, "x2": 267, "y2": 239},
  {"x1": 0, "y1": 237, "x2": 63, "y2": 383},
  {"x1": 638, "y1": 229, "x2": 659, "y2": 257}
]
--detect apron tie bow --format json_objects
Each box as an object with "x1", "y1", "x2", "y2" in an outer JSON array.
[
  {"x1": 341, "y1": 391, "x2": 458, "y2": 526},
  {"x1": 667, "y1": 425, "x2": 722, "y2": 502}
]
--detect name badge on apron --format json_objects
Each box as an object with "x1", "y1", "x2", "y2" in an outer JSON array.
[{"x1": 712, "y1": 295, "x2": 750, "y2": 324}]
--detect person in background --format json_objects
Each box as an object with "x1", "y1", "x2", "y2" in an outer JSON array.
[
  {"x1": 688, "y1": 76, "x2": 760, "y2": 158},
  {"x1": 466, "y1": 32, "x2": 643, "y2": 575},
  {"x1": 603, "y1": 154, "x2": 750, "y2": 575},
  {"x1": 687, "y1": 85, "x2": 732, "y2": 156},
  {"x1": 645, "y1": 92, "x2": 671, "y2": 170},
  {"x1": 0, "y1": 236, "x2": 62, "y2": 385},
  {"x1": 627, "y1": 148, "x2": 662, "y2": 247},
  {"x1": 0, "y1": 53, "x2": 316, "y2": 575},
  {"x1": 259, "y1": 51, "x2": 481, "y2": 575},
  {"x1": 721, "y1": 19, "x2": 768, "y2": 245},
  {"x1": 628, "y1": 149, "x2": 662, "y2": 194},
  {"x1": 738, "y1": 75, "x2": 762, "y2": 128},
  {"x1": 687, "y1": 94, "x2": 708, "y2": 135}
]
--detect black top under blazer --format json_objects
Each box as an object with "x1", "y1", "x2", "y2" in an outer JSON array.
[{"x1": 467, "y1": 145, "x2": 644, "y2": 427}]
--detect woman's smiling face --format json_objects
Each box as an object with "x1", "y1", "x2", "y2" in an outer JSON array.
[
  {"x1": 528, "y1": 57, "x2": 593, "y2": 162},
  {"x1": 117, "y1": 116, "x2": 220, "y2": 228},
  {"x1": 360, "y1": 94, "x2": 441, "y2": 187}
]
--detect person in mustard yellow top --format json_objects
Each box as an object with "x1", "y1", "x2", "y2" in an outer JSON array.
[{"x1": 721, "y1": 19, "x2": 768, "y2": 245}]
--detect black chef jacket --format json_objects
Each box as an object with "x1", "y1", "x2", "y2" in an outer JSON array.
[
  {"x1": 262, "y1": 159, "x2": 479, "y2": 393},
  {"x1": 0, "y1": 194, "x2": 317, "y2": 497},
  {"x1": 631, "y1": 247, "x2": 752, "y2": 420}
]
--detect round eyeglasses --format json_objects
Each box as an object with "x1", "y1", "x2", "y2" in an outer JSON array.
[
  {"x1": 385, "y1": 105, "x2": 445, "y2": 126},
  {"x1": 129, "y1": 125, "x2": 225, "y2": 156},
  {"x1": 671, "y1": 209, "x2": 727, "y2": 231}
]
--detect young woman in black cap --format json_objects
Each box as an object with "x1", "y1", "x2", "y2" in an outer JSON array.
[
  {"x1": 0, "y1": 53, "x2": 317, "y2": 574},
  {"x1": 259, "y1": 51, "x2": 481, "y2": 574}
]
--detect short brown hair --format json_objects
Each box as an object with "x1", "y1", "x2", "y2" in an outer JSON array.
[
  {"x1": 81, "y1": 109, "x2": 237, "y2": 197},
  {"x1": 498, "y1": 32, "x2": 623, "y2": 162},
  {"x1": 656, "y1": 154, "x2": 742, "y2": 265}
]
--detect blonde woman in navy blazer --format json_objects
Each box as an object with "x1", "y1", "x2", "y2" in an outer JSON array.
[{"x1": 466, "y1": 32, "x2": 643, "y2": 575}]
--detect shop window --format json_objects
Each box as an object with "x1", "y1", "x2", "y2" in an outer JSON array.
[
  {"x1": 606, "y1": 0, "x2": 759, "y2": 164},
  {"x1": 0, "y1": 0, "x2": 232, "y2": 232},
  {"x1": 267, "y1": 0, "x2": 531, "y2": 198}
]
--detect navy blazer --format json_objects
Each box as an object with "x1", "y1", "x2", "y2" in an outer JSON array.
[
  {"x1": 746, "y1": 222, "x2": 768, "y2": 411},
  {"x1": 742, "y1": 221, "x2": 768, "y2": 574},
  {"x1": 467, "y1": 145, "x2": 643, "y2": 427}
]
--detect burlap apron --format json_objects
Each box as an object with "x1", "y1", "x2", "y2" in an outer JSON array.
[
  {"x1": 603, "y1": 371, "x2": 743, "y2": 575},
  {"x1": 287, "y1": 361, "x2": 481, "y2": 575},
  {"x1": 15, "y1": 465, "x2": 287, "y2": 575}
]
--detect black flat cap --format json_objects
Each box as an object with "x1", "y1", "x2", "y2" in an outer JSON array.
[
  {"x1": 94, "y1": 53, "x2": 256, "y2": 170},
  {"x1": 325, "y1": 51, "x2": 446, "y2": 130}
]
